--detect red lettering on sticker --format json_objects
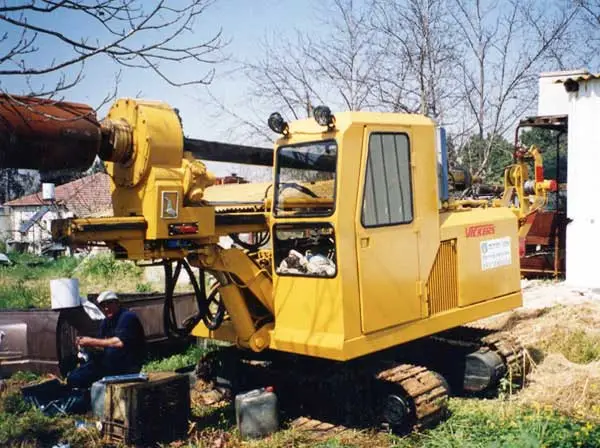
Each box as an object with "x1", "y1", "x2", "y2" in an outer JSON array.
[{"x1": 465, "y1": 224, "x2": 496, "y2": 238}]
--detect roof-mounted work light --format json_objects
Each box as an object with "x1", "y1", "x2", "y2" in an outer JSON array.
[
  {"x1": 268, "y1": 112, "x2": 289, "y2": 136},
  {"x1": 313, "y1": 105, "x2": 335, "y2": 129}
]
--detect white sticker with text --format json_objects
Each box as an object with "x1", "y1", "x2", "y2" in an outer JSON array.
[{"x1": 480, "y1": 237, "x2": 512, "y2": 271}]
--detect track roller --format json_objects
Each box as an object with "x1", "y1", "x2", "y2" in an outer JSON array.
[
  {"x1": 464, "y1": 349, "x2": 505, "y2": 392},
  {"x1": 430, "y1": 327, "x2": 529, "y2": 394},
  {"x1": 376, "y1": 364, "x2": 449, "y2": 431}
]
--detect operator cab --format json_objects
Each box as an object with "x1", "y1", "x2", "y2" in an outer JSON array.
[{"x1": 268, "y1": 108, "x2": 441, "y2": 358}]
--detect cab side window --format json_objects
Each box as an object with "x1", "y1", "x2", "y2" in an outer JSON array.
[{"x1": 361, "y1": 133, "x2": 413, "y2": 227}]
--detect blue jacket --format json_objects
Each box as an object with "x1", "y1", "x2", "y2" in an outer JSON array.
[{"x1": 98, "y1": 308, "x2": 146, "y2": 374}]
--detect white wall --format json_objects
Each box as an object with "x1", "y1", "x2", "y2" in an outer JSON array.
[
  {"x1": 8, "y1": 205, "x2": 70, "y2": 254},
  {"x1": 565, "y1": 78, "x2": 600, "y2": 287},
  {"x1": 0, "y1": 206, "x2": 9, "y2": 244},
  {"x1": 538, "y1": 70, "x2": 588, "y2": 116}
]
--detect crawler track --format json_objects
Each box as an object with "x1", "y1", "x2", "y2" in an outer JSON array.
[
  {"x1": 376, "y1": 364, "x2": 448, "y2": 430},
  {"x1": 430, "y1": 326, "x2": 529, "y2": 384},
  {"x1": 194, "y1": 350, "x2": 449, "y2": 436},
  {"x1": 192, "y1": 327, "x2": 526, "y2": 438},
  {"x1": 480, "y1": 331, "x2": 528, "y2": 380}
]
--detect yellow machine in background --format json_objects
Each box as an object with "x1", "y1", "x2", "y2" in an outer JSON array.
[{"x1": 1, "y1": 95, "x2": 546, "y2": 430}]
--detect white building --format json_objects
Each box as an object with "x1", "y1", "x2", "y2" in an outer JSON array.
[
  {"x1": 0, "y1": 206, "x2": 9, "y2": 244},
  {"x1": 538, "y1": 70, "x2": 600, "y2": 288},
  {"x1": 2, "y1": 173, "x2": 113, "y2": 254}
]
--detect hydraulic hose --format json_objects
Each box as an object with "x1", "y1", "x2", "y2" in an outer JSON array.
[{"x1": 162, "y1": 258, "x2": 225, "y2": 339}]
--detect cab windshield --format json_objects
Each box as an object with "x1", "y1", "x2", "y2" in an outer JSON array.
[{"x1": 274, "y1": 140, "x2": 337, "y2": 217}]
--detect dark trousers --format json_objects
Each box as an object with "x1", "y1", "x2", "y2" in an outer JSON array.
[
  {"x1": 66, "y1": 360, "x2": 105, "y2": 389},
  {"x1": 66, "y1": 358, "x2": 142, "y2": 389}
]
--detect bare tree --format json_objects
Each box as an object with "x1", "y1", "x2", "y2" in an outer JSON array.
[
  {"x1": 244, "y1": 34, "x2": 324, "y2": 121},
  {"x1": 0, "y1": 0, "x2": 225, "y2": 203},
  {"x1": 450, "y1": 0, "x2": 579, "y2": 178},
  {"x1": 371, "y1": 0, "x2": 458, "y2": 120},
  {"x1": 0, "y1": 0, "x2": 225, "y2": 105},
  {"x1": 234, "y1": 0, "x2": 379, "y2": 127},
  {"x1": 575, "y1": 0, "x2": 600, "y2": 69}
]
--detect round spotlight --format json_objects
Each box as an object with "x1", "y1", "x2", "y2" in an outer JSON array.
[
  {"x1": 313, "y1": 105, "x2": 335, "y2": 129},
  {"x1": 268, "y1": 112, "x2": 289, "y2": 135}
]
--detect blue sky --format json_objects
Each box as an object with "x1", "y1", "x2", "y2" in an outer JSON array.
[
  {"x1": 0, "y1": 0, "x2": 326, "y2": 176},
  {"x1": 0, "y1": 0, "x2": 585, "y2": 178}
]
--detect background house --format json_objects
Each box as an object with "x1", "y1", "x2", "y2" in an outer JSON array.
[
  {"x1": 1, "y1": 172, "x2": 255, "y2": 255},
  {"x1": 0, "y1": 206, "x2": 9, "y2": 244},
  {"x1": 2, "y1": 173, "x2": 112, "y2": 254}
]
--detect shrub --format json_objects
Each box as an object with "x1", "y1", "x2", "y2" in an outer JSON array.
[
  {"x1": 135, "y1": 282, "x2": 154, "y2": 293},
  {"x1": 143, "y1": 344, "x2": 207, "y2": 372},
  {"x1": 0, "y1": 283, "x2": 48, "y2": 309},
  {"x1": 77, "y1": 252, "x2": 142, "y2": 279}
]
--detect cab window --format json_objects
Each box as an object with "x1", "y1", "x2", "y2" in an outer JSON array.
[
  {"x1": 361, "y1": 133, "x2": 413, "y2": 227},
  {"x1": 274, "y1": 140, "x2": 337, "y2": 217}
]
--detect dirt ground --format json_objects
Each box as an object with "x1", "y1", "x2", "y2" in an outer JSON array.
[{"x1": 476, "y1": 279, "x2": 600, "y2": 421}]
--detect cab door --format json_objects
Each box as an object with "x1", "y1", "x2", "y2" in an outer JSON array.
[{"x1": 356, "y1": 130, "x2": 422, "y2": 334}]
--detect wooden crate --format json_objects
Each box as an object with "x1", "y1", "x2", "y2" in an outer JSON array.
[{"x1": 102, "y1": 372, "x2": 190, "y2": 446}]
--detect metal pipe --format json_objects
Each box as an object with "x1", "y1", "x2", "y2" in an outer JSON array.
[
  {"x1": 184, "y1": 138, "x2": 274, "y2": 167},
  {"x1": 184, "y1": 137, "x2": 336, "y2": 171},
  {"x1": 0, "y1": 95, "x2": 100, "y2": 170},
  {"x1": 0, "y1": 94, "x2": 333, "y2": 172}
]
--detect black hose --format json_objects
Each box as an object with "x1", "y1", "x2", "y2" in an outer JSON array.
[
  {"x1": 163, "y1": 259, "x2": 203, "y2": 339},
  {"x1": 163, "y1": 258, "x2": 226, "y2": 339},
  {"x1": 229, "y1": 232, "x2": 270, "y2": 252}
]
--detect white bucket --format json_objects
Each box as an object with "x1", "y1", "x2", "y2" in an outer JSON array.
[
  {"x1": 42, "y1": 183, "x2": 55, "y2": 201},
  {"x1": 50, "y1": 278, "x2": 81, "y2": 309}
]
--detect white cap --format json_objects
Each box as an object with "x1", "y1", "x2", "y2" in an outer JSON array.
[{"x1": 97, "y1": 290, "x2": 119, "y2": 304}]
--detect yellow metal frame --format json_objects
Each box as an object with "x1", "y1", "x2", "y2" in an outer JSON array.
[
  {"x1": 53, "y1": 99, "x2": 524, "y2": 362},
  {"x1": 196, "y1": 112, "x2": 522, "y2": 361}
]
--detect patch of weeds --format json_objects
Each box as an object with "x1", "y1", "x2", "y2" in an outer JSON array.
[
  {"x1": 135, "y1": 281, "x2": 154, "y2": 293},
  {"x1": 0, "y1": 408, "x2": 99, "y2": 448},
  {"x1": 0, "y1": 255, "x2": 80, "y2": 309},
  {"x1": 393, "y1": 398, "x2": 600, "y2": 448},
  {"x1": 143, "y1": 344, "x2": 208, "y2": 372},
  {"x1": 542, "y1": 328, "x2": 600, "y2": 364},
  {"x1": 4, "y1": 254, "x2": 78, "y2": 280},
  {"x1": 0, "y1": 283, "x2": 48, "y2": 309},
  {"x1": 9, "y1": 371, "x2": 40, "y2": 384},
  {"x1": 77, "y1": 252, "x2": 142, "y2": 279},
  {"x1": 312, "y1": 439, "x2": 360, "y2": 448},
  {"x1": 0, "y1": 391, "x2": 32, "y2": 414}
]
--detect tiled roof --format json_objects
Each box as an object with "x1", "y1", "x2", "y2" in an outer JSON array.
[
  {"x1": 554, "y1": 73, "x2": 600, "y2": 83},
  {"x1": 4, "y1": 172, "x2": 113, "y2": 217}
]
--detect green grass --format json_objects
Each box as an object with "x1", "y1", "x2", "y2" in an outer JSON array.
[
  {"x1": 392, "y1": 399, "x2": 600, "y2": 448},
  {"x1": 76, "y1": 252, "x2": 142, "y2": 279},
  {"x1": 0, "y1": 283, "x2": 49, "y2": 309},
  {"x1": 1, "y1": 253, "x2": 79, "y2": 281},
  {"x1": 183, "y1": 398, "x2": 600, "y2": 448},
  {"x1": 3, "y1": 371, "x2": 600, "y2": 447},
  {"x1": 0, "y1": 252, "x2": 156, "y2": 309},
  {"x1": 143, "y1": 344, "x2": 208, "y2": 372},
  {"x1": 0, "y1": 380, "x2": 100, "y2": 448}
]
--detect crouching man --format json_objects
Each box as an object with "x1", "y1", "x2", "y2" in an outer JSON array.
[{"x1": 67, "y1": 291, "x2": 146, "y2": 389}]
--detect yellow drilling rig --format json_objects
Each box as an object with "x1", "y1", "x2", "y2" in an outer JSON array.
[{"x1": 0, "y1": 95, "x2": 555, "y2": 430}]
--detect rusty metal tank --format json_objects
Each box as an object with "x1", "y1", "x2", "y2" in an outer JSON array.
[
  {"x1": 0, "y1": 94, "x2": 101, "y2": 170},
  {"x1": 0, "y1": 292, "x2": 198, "y2": 377}
]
